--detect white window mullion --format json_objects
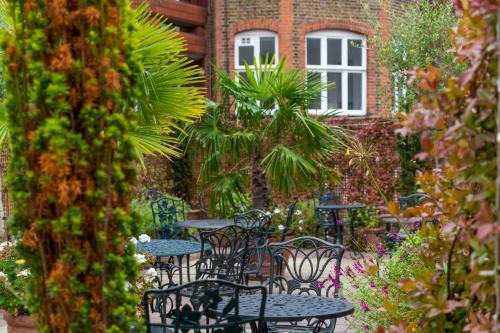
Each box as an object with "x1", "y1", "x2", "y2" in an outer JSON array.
[{"x1": 342, "y1": 71, "x2": 348, "y2": 115}]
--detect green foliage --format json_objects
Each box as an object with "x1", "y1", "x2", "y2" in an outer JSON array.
[
  {"x1": 0, "y1": 2, "x2": 206, "y2": 162},
  {"x1": 0, "y1": 242, "x2": 30, "y2": 316},
  {"x1": 344, "y1": 237, "x2": 429, "y2": 332},
  {"x1": 189, "y1": 58, "x2": 349, "y2": 211},
  {"x1": 371, "y1": 0, "x2": 460, "y2": 194},
  {"x1": 393, "y1": 1, "x2": 498, "y2": 331},
  {"x1": 2, "y1": 0, "x2": 143, "y2": 330},
  {"x1": 352, "y1": 206, "x2": 380, "y2": 229}
]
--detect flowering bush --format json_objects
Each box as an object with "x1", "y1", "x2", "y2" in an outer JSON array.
[
  {"x1": 0, "y1": 241, "x2": 31, "y2": 316},
  {"x1": 340, "y1": 237, "x2": 429, "y2": 331},
  {"x1": 269, "y1": 199, "x2": 317, "y2": 238}
]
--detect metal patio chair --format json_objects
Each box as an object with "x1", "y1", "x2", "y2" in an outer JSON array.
[
  {"x1": 234, "y1": 209, "x2": 272, "y2": 283},
  {"x1": 143, "y1": 279, "x2": 267, "y2": 333},
  {"x1": 267, "y1": 236, "x2": 345, "y2": 333}
]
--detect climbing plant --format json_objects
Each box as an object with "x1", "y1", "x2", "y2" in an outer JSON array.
[
  {"x1": 3, "y1": 0, "x2": 141, "y2": 332},
  {"x1": 391, "y1": 1, "x2": 498, "y2": 331}
]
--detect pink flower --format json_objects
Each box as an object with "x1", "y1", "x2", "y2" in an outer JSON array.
[
  {"x1": 375, "y1": 244, "x2": 385, "y2": 256},
  {"x1": 363, "y1": 323, "x2": 370, "y2": 330},
  {"x1": 353, "y1": 283, "x2": 359, "y2": 289},
  {"x1": 334, "y1": 267, "x2": 342, "y2": 276},
  {"x1": 327, "y1": 274, "x2": 335, "y2": 282},
  {"x1": 381, "y1": 286, "x2": 389, "y2": 297},
  {"x1": 368, "y1": 281, "x2": 375, "y2": 288},
  {"x1": 360, "y1": 302, "x2": 370, "y2": 312},
  {"x1": 337, "y1": 219, "x2": 344, "y2": 225},
  {"x1": 353, "y1": 261, "x2": 365, "y2": 273},
  {"x1": 317, "y1": 281, "x2": 325, "y2": 289}
]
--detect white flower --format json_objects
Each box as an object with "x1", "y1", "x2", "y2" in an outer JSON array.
[
  {"x1": 278, "y1": 224, "x2": 285, "y2": 231},
  {"x1": 298, "y1": 220, "x2": 304, "y2": 224},
  {"x1": 145, "y1": 267, "x2": 158, "y2": 278},
  {"x1": 295, "y1": 210, "x2": 302, "y2": 216},
  {"x1": 134, "y1": 254, "x2": 147, "y2": 264},
  {"x1": 0, "y1": 241, "x2": 12, "y2": 252},
  {"x1": 273, "y1": 208, "x2": 281, "y2": 215},
  {"x1": 299, "y1": 226, "x2": 303, "y2": 232},
  {"x1": 125, "y1": 281, "x2": 132, "y2": 291},
  {"x1": 16, "y1": 269, "x2": 30, "y2": 278},
  {"x1": 265, "y1": 211, "x2": 272, "y2": 216},
  {"x1": 129, "y1": 237, "x2": 138, "y2": 245},
  {"x1": 0, "y1": 272, "x2": 8, "y2": 281},
  {"x1": 138, "y1": 234, "x2": 151, "y2": 243}
]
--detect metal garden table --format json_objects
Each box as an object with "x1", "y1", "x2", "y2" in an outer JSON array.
[
  {"x1": 315, "y1": 204, "x2": 367, "y2": 246},
  {"x1": 218, "y1": 294, "x2": 354, "y2": 332},
  {"x1": 136, "y1": 239, "x2": 206, "y2": 287},
  {"x1": 177, "y1": 218, "x2": 235, "y2": 230}
]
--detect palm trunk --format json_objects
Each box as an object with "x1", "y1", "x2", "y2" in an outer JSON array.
[{"x1": 251, "y1": 151, "x2": 269, "y2": 209}]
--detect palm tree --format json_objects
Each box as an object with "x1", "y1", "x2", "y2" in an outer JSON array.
[
  {"x1": 189, "y1": 58, "x2": 349, "y2": 211},
  {"x1": 0, "y1": 1, "x2": 206, "y2": 162}
]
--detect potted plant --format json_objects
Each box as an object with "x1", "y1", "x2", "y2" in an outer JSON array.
[
  {"x1": 0, "y1": 241, "x2": 36, "y2": 333},
  {"x1": 354, "y1": 207, "x2": 384, "y2": 248}
]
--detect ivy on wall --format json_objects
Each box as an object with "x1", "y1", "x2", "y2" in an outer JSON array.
[{"x1": 3, "y1": 0, "x2": 141, "y2": 331}]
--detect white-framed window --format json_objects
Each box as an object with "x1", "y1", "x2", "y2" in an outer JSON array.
[
  {"x1": 306, "y1": 30, "x2": 367, "y2": 116},
  {"x1": 235, "y1": 30, "x2": 278, "y2": 76}
]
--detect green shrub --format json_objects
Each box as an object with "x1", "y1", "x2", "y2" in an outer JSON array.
[{"x1": 342, "y1": 236, "x2": 430, "y2": 331}]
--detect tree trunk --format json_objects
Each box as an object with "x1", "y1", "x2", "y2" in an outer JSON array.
[
  {"x1": 5, "y1": 0, "x2": 140, "y2": 331},
  {"x1": 251, "y1": 151, "x2": 269, "y2": 209}
]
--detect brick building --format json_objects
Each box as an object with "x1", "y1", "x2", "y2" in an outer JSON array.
[{"x1": 133, "y1": 0, "x2": 408, "y2": 206}]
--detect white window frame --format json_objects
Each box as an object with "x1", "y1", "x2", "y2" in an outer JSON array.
[
  {"x1": 306, "y1": 30, "x2": 367, "y2": 116},
  {"x1": 235, "y1": 30, "x2": 279, "y2": 71}
]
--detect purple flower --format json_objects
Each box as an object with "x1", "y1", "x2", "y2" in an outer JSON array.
[
  {"x1": 363, "y1": 323, "x2": 370, "y2": 330},
  {"x1": 331, "y1": 279, "x2": 340, "y2": 289},
  {"x1": 343, "y1": 266, "x2": 354, "y2": 278},
  {"x1": 327, "y1": 274, "x2": 335, "y2": 282},
  {"x1": 368, "y1": 281, "x2": 375, "y2": 288},
  {"x1": 337, "y1": 219, "x2": 344, "y2": 225},
  {"x1": 317, "y1": 281, "x2": 325, "y2": 289},
  {"x1": 360, "y1": 302, "x2": 370, "y2": 312},
  {"x1": 353, "y1": 261, "x2": 365, "y2": 273},
  {"x1": 334, "y1": 267, "x2": 342, "y2": 276},
  {"x1": 375, "y1": 244, "x2": 385, "y2": 256},
  {"x1": 381, "y1": 286, "x2": 389, "y2": 297}
]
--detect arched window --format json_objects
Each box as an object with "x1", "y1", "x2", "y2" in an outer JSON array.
[
  {"x1": 235, "y1": 30, "x2": 278, "y2": 74},
  {"x1": 306, "y1": 30, "x2": 367, "y2": 116}
]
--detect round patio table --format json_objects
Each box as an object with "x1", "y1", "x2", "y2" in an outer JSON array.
[
  {"x1": 315, "y1": 204, "x2": 367, "y2": 247},
  {"x1": 136, "y1": 239, "x2": 206, "y2": 287},
  {"x1": 218, "y1": 294, "x2": 354, "y2": 325},
  {"x1": 177, "y1": 219, "x2": 235, "y2": 230}
]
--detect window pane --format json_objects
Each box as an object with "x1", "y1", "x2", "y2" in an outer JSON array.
[
  {"x1": 307, "y1": 38, "x2": 321, "y2": 65},
  {"x1": 348, "y1": 73, "x2": 362, "y2": 110},
  {"x1": 327, "y1": 39, "x2": 342, "y2": 65},
  {"x1": 348, "y1": 39, "x2": 362, "y2": 66},
  {"x1": 260, "y1": 37, "x2": 275, "y2": 63},
  {"x1": 307, "y1": 71, "x2": 322, "y2": 109},
  {"x1": 327, "y1": 72, "x2": 342, "y2": 109},
  {"x1": 239, "y1": 46, "x2": 254, "y2": 66}
]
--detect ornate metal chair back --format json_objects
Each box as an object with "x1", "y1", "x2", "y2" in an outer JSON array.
[
  {"x1": 280, "y1": 198, "x2": 299, "y2": 242},
  {"x1": 150, "y1": 197, "x2": 180, "y2": 239},
  {"x1": 198, "y1": 225, "x2": 252, "y2": 284},
  {"x1": 268, "y1": 236, "x2": 344, "y2": 298},
  {"x1": 143, "y1": 279, "x2": 267, "y2": 333}
]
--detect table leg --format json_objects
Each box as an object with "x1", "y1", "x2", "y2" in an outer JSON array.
[
  {"x1": 177, "y1": 255, "x2": 184, "y2": 285},
  {"x1": 348, "y1": 209, "x2": 356, "y2": 251}
]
